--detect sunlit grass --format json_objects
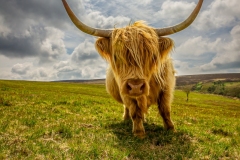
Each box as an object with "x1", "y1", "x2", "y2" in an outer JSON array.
[{"x1": 0, "y1": 80, "x2": 239, "y2": 159}]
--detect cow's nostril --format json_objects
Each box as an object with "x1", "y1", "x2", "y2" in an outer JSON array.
[
  {"x1": 140, "y1": 83, "x2": 145, "y2": 91},
  {"x1": 127, "y1": 83, "x2": 132, "y2": 91}
]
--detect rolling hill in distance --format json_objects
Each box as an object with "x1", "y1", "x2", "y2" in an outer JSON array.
[
  {"x1": 56, "y1": 73, "x2": 240, "y2": 98},
  {"x1": 56, "y1": 73, "x2": 240, "y2": 86}
]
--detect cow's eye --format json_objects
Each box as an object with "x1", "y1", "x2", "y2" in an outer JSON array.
[
  {"x1": 152, "y1": 55, "x2": 157, "y2": 63},
  {"x1": 113, "y1": 55, "x2": 117, "y2": 61}
]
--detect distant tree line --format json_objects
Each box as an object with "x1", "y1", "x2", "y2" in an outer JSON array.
[
  {"x1": 179, "y1": 80, "x2": 240, "y2": 99},
  {"x1": 207, "y1": 81, "x2": 225, "y2": 95}
]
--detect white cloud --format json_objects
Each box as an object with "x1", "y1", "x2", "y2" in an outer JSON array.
[
  {"x1": 9, "y1": 63, "x2": 56, "y2": 81},
  {"x1": 70, "y1": 39, "x2": 108, "y2": 79},
  {"x1": 27, "y1": 67, "x2": 55, "y2": 81},
  {"x1": 154, "y1": 0, "x2": 196, "y2": 25},
  {"x1": 0, "y1": 15, "x2": 11, "y2": 36},
  {"x1": 54, "y1": 61, "x2": 70, "y2": 70},
  {"x1": 175, "y1": 36, "x2": 221, "y2": 57},
  {"x1": 71, "y1": 39, "x2": 100, "y2": 63},
  {"x1": 194, "y1": 0, "x2": 240, "y2": 31},
  {"x1": 39, "y1": 27, "x2": 67, "y2": 64},
  {"x1": 174, "y1": 60, "x2": 193, "y2": 75},
  {"x1": 200, "y1": 25, "x2": 240, "y2": 71},
  {"x1": 38, "y1": 68, "x2": 48, "y2": 77},
  {"x1": 11, "y1": 63, "x2": 33, "y2": 75},
  {"x1": 135, "y1": 0, "x2": 153, "y2": 5},
  {"x1": 86, "y1": 11, "x2": 130, "y2": 28}
]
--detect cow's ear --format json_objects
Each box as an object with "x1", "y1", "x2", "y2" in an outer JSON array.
[
  {"x1": 158, "y1": 37, "x2": 174, "y2": 61},
  {"x1": 95, "y1": 37, "x2": 111, "y2": 61}
]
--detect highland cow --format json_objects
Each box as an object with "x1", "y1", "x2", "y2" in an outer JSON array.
[{"x1": 62, "y1": 0, "x2": 203, "y2": 138}]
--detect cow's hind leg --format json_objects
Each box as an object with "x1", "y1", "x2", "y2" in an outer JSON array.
[{"x1": 158, "y1": 91, "x2": 175, "y2": 131}]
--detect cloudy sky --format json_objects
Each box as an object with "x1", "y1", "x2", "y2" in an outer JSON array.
[{"x1": 0, "y1": 0, "x2": 239, "y2": 81}]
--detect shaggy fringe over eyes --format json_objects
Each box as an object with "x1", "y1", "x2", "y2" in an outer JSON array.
[
  {"x1": 95, "y1": 37, "x2": 111, "y2": 61},
  {"x1": 156, "y1": 37, "x2": 174, "y2": 87},
  {"x1": 111, "y1": 21, "x2": 174, "y2": 86}
]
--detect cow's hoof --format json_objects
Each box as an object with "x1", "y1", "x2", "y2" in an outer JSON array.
[
  {"x1": 166, "y1": 126, "x2": 176, "y2": 132},
  {"x1": 123, "y1": 116, "x2": 131, "y2": 121},
  {"x1": 164, "y1": 122, "x2": 175, "y2": 131},
  {"x1": 133, "y1": 130, "x2": 146, "y2": 139}
]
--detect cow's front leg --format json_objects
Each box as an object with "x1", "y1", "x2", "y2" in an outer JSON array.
[
  {"x1": 158, "y1": 91, "x2": 175, "y2": 131},
  {"x1": 123, "y1": 105, "x2": 131, "y2": 121},
  {"x1": 130, "y1": 104, "x2": 145, "y2": 138},
  {"x1": 128, "y1": 97, "x2": 147, "y2": 138}
]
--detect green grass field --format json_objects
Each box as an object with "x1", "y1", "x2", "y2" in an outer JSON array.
[{"x1": 0, "y1": 80, "x2": 239, "y2": 159}]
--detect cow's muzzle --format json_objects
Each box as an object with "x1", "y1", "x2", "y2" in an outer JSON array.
[{"x1": 124, "y1": 79, "x2": 148, "y2": 97}]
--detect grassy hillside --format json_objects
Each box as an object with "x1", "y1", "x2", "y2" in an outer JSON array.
[
  {"x1": 179, "y1": 81, "x2": 240, "y2": 98},
  {"x1": 0, "y1": 80, "x2": 239, "y2": 159}
]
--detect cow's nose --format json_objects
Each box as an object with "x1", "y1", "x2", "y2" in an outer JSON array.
[{"x1": 127, "y1": 79, "x2": 145, "y2": 95}]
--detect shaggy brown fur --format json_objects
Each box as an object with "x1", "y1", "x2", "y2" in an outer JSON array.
[{"x1": 95, "y1": 21, "x2": 175, "y2": 138}]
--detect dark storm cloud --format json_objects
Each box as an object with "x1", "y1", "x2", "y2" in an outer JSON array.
[
  {"x1": 0, "y1": 0, "x2": 70, "y2": 31},
  {"x1": 0, "y1": 27, "x2": 46, "y2": 58},
  {"x1": 0, "y1": 26, "x2": 66, "y2": 64},
  {"x1": 201, "y1": 61, "x2": 240, "y2": 72},
  {"x1": 0, "y1": 0, "x2": 70, "y2": 59},
  {"x1": 215, "y1": 62, "x2": 240, "y2": 70}
]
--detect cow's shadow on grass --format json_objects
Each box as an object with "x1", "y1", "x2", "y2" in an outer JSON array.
[{"x1": 105, "y1": 121, "x2": 195, "y2": 159}]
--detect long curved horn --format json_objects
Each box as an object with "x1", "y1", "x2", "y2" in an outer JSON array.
[
  {"x1": 155, "y1": 0, "x2": 203, "y2": 36},
  {"x1": 62, "y1": 0, "x2": 112, "y2": 37}
]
